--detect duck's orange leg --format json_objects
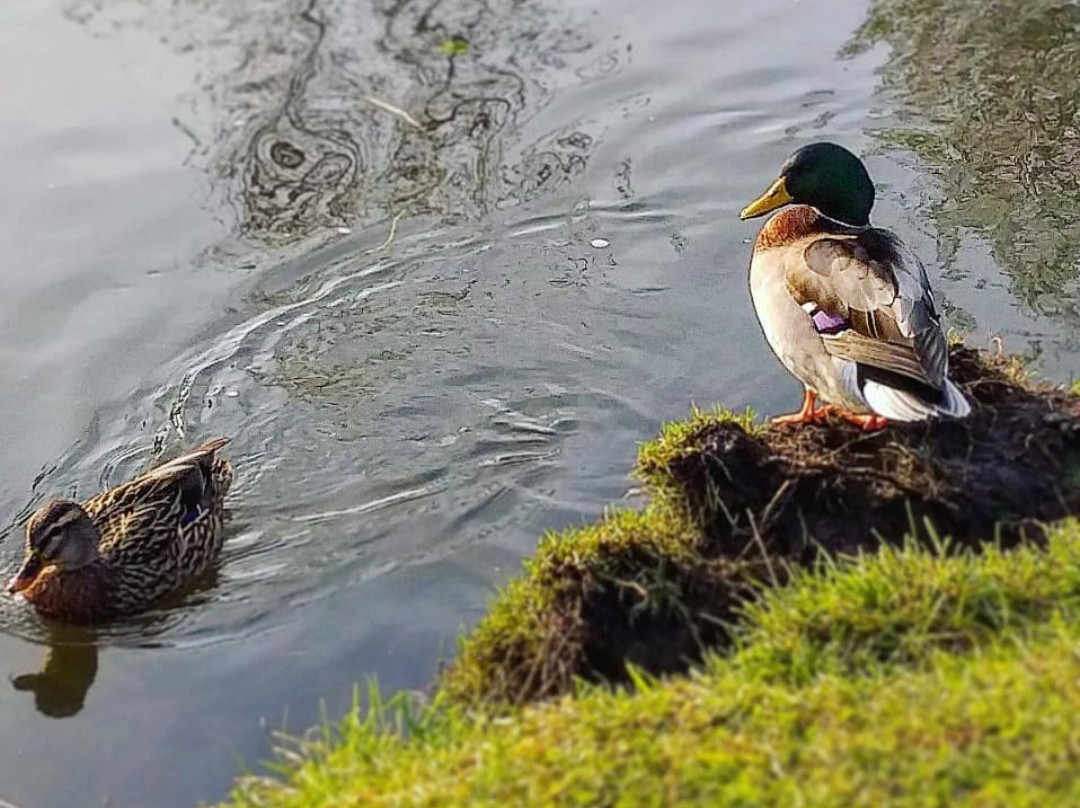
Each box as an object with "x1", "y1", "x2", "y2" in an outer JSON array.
[
  {"x1": 771, "y1": 389, "x2": 889, "y2": 430},
  {"x1": 771, "y1": 388, "x2": 824, "y2": 425},
  {"x1": 834, "y1": 410, "x2": 889, "y2": 430}
]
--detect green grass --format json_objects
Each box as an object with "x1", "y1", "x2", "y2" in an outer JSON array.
[
  {"x1": 222, "y1": 520, "x2": 1080, "y2": 808},
  {"x1": 218, "y1": 368, "x2": 1080, "y2": 806},
  {"x1": 634, "y1": 405, "x2": 762, "y2": 495},
  {"x1": 734, "y1": 527, "x2": 1080, "y2": 683}
]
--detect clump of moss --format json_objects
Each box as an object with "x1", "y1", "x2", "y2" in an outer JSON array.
[
  {"x1": 439, "y1": 346, "x2": 1080, "y2": 707},
  {"x1": 439, "y1": 505, "x2": 768, "y2": 707}
]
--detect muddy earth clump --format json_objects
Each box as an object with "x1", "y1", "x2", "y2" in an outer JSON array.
[
  {"x1": 444, "y1": 346, "x2": 1080, "y2": 707},
  {"x1": 651, "y1": 346, "x2": 1080, "y2": 563}
]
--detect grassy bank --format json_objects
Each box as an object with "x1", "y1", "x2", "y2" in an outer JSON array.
[
  {"x1": 226, "y1": 523, "x2": 1080, "y2": 808},
  {"x1": 220, "y1": 348, "x2": 1080, "y2": 807}
]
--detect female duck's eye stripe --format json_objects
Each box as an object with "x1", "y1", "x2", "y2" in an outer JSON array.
[
  {"x1": 43, "y1": 509, "x2": 81, "y2": 533},
  {"x1": 40, "y1": 532, "x2": 62, "y2": 557},
  {"x1": 35, "y1": 509, "x2": 82, "y2": 555}
]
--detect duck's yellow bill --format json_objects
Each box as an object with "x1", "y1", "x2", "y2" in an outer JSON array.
[{"x1": 739, "y1": 176, "x2": 793, "y2": 220}]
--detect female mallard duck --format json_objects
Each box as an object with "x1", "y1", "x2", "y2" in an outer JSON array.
[
  {"x1": 739, "y1": 142, "x2": 970, "y2": 428},
  {"x1": 6, "y1": 438, "x2": 233, "y2": 622}
]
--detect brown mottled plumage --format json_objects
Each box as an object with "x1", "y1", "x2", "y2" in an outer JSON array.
[{"x1": 7, "y1": 438, "x2": 234, "y2": 622}]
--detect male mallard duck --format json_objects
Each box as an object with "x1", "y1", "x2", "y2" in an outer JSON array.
[
  {"x1": 739, "y1": 142, "x2": 970, "y2": 428},
  {"x1": 6, "y1": 438, "x2": 233, "y2": 622}
]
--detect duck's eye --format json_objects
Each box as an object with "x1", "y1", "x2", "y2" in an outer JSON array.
[{"x1": 38, "y1": 531, "x2": 63, "y2": 559}]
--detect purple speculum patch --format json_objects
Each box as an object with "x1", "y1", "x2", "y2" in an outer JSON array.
[{"x1": 811, "y1": 308, "x2": 849, "y2": 335}]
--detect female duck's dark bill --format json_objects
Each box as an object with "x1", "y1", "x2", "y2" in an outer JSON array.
[
  {"x1": 740, "y1": 176, "x2": 793, "y2": 220},
  {"x1": 6, "y1": 553, "x2": 43, "y2": 594}
]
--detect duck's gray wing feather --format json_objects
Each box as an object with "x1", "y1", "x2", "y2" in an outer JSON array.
[{"x1": 787, "y1": 230, "x2": 947, "y2": 390}]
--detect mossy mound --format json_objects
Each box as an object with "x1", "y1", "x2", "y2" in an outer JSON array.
[
  {"x1": 437, "y1": 508, "x2": 769, "y2": 707},
  {"x1": 441, "y1": 346, "x2": 1080, "y2": 707},
  {"x1": 223, "y1": 522, "x2": 1080, "y2": 808},
  {"x1": 642, "y1": 345, "x2": 1080, "y2": 561}
]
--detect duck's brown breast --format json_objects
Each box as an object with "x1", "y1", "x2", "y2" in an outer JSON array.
[
  {"x1": 754, "y1": 205, "x2": 831, "y2": 250},
  {"x1": 22, "y1": 565, "x2": 115, "y2": 623}
]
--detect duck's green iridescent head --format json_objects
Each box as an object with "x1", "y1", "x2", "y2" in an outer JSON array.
[{"x1": 739, "y1": 142, "x2": 875, "y2": 227}]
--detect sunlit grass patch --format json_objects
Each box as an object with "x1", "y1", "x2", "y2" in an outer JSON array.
[
  {"x1": 634, "y1": 404, "x2": 762, "y2": 503},
  {"x1": 223, "y1": 520, "x2": 1080, "y2": 808},
  {"x1": 731, "y1": 519, "x2": 1080, "y2": 683}
]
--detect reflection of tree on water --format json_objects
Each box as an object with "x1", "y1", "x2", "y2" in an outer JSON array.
[
  {"x1": 212, "y1": 0, "x2": 602, "y2": 242},
  {"x1": 850, "y1": 0, "x2": 1080, "y2": 327},
  {"x1": 64, "y1": 0, "x2": 616, "y2": 240},
  {"x1": 10, "y1": 625, "x2": 98, "y2": 719},
  {"x1": 222, "y1": 0, "x2": 362, "y2": 240}
]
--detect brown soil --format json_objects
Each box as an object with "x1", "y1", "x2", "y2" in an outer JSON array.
[{"x1": 654, "y1": 346, "x2": 1080, "y2": 563}]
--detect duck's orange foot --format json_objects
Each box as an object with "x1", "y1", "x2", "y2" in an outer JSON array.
[
  {"x1": 771, "y1": 409, "x2": 829, "y2": 426},
  {"x1": 770, "y1": 396, "x2": 888, "y2": 431},
  {"x1": 834, "y1": 410, "x2": 889, "y2": 430},
  {"x1": 771, "y1": 388, "x2": 829, "y2": 426}
]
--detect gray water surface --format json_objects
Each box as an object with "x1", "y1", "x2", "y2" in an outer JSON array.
[{"x1": 0, "y1": 1, "x2": 1077, "y2": 806}]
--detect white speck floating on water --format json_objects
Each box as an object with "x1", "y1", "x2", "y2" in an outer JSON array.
[
  {"x1": 590, "y1": 237, "x2": 610, "y2": 249},
  {"x1": 226, "y1": 390, "x2": 240, "y2": 398}
]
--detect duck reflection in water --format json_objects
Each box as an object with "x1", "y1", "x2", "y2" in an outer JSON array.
[{"x1": 10, "y1": 625, "x2": 97, "y2": 718}]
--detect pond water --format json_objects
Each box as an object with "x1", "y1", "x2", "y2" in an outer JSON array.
[{"x1": 0, "y1": 0, "x2": 1077, "y2": 806}]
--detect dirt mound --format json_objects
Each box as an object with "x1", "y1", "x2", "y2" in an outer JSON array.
[
  {"x1": 441, "y1": 346, "x2": 1080, "y2": 707},
  {"x1": 651, "y1": 346, "x2": 1080, "y2": 562}
]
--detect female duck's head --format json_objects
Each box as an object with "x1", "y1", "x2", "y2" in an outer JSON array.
[
  {"x1": 740, "y1": 142, "x2": 875, "y2": 227},
  {"x1": 7, "y1": 500, "x2": 101, "y2": 594}
]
